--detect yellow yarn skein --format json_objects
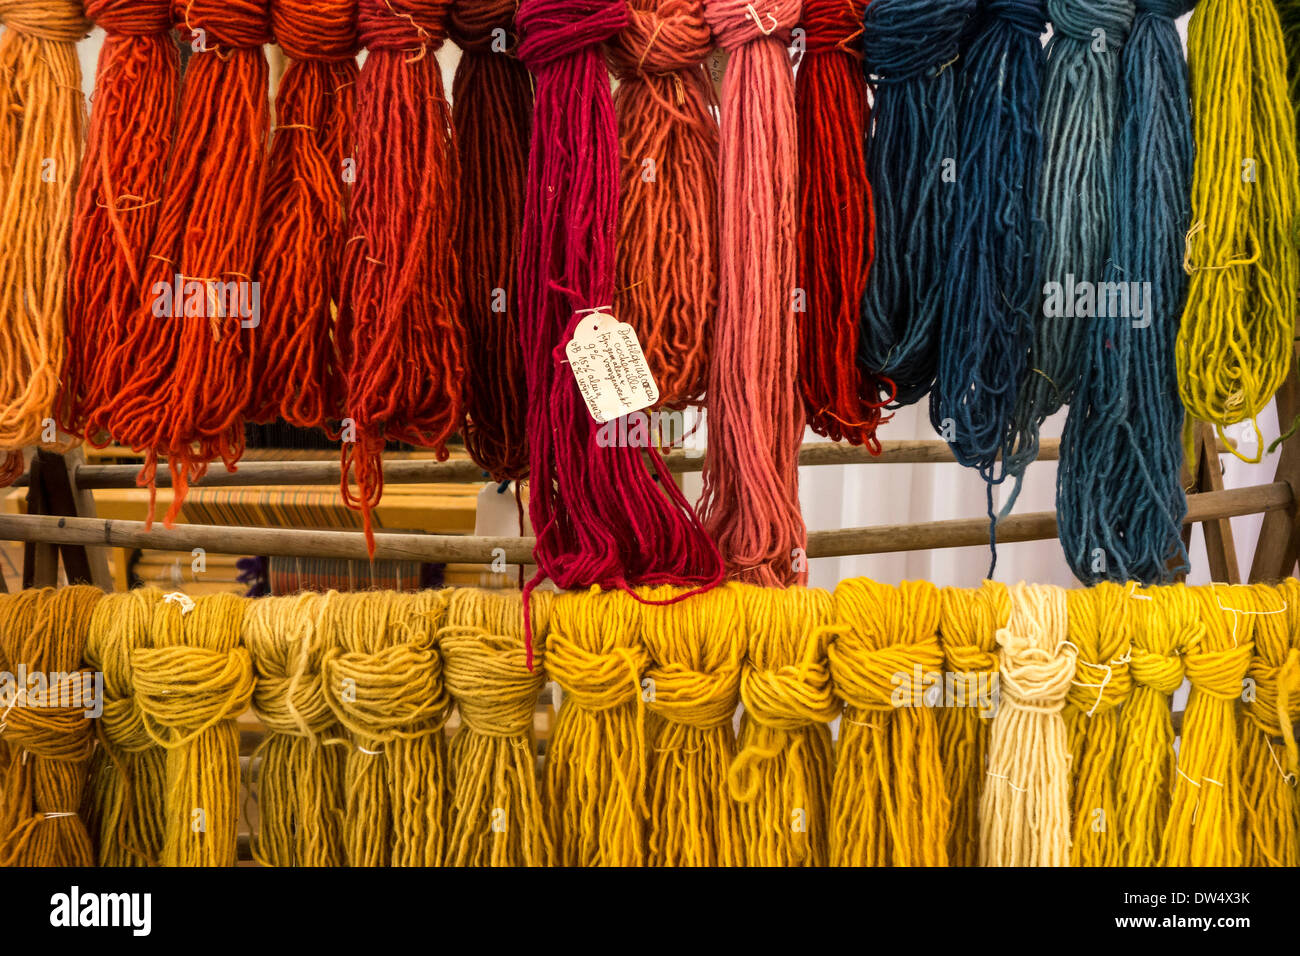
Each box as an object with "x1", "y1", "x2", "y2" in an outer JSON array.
[
  {"x1": 244, "y1": 592, "x2": 346, "y2": 867},
  {"x1": 321, "y1": 589, "x2": 453, "y2": 866},
  {"x1": 727, "y1": 584, "x2": 838, "y2": 867},
  {"x1": 133, "y1": 592, "x2": 252, "y2": 867},
  {"x1": 441, "y1": 588, "x2": 554, "y2": 867},
  {"x1": 1177, "y1": 0, "x2": 1299, "y2": 460},
  {"x1": 543, "y1": 586, "x2": 649, "y2": 866},
  {"x1": 1064, "y1": 582, "x2": 1133, "y2": 866},
  {"x1": 640, "y1": 584, "x2": 746, "y2": 866},
  {"x1": 1160, "y1": 584, "x2": 1256, "y2": 865},
  {"x1": 1116, "y1": 583, "x2": 1202, "y2": 866},
  {"x1": 1240, "y1": 580, "x2": 1298, "y2": 866},
  {"x1": 829, "y1": 579, "x2": 950, "y2": 866},
  {"x1": 937, "y1": 581, "x2": 1007, "y2": 867},
  {"x1": 0, "y1": 590, "x2": 44, "y2": 844},
  {"x1": 85, "y1": 587, "x2": 167, "y2": 867},
  {"x1": 980, "y1": 583, "x2": 1076, "y2": 867}
]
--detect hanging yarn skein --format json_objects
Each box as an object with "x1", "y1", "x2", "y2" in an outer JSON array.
[
  {"x1": 1010, "y1": 0, "x2": 1134, "y2": 457},
  {"x1": 931, "y1": 0, "x2": 1047, "y2": 569},
  {"x1": 516, "y1": 0, "x2": 724, "y2": 665},
  {"x1": 1177, "y1": 0, "x2": 1298, "y2": 461},
  {"x1": 795, "y1": 0, "x2": 894, "y2": 440},
  {"x1": 0, "y1": 0, "x2": 88, "y2": 485},
  {"x1": 248, "y1": 0, "x2": 359, "y2": 431},
  {"x1": 856, "y1": 0, "x2": 975, "y2": 410},
  {"x1": 450, "y1": 0, "x2": 533, "y2": 482},
  {"x1": 106, "y1": 0, "x2": 271, "y2": 526},
  {"x1": 61, "y1": 0, "x2": 179, "y2": 450},
  {"x1": 980, "y1": 582, "x2": 1076, "y2": 867},
  {"x1": 608, "y1": 0, "x2": 718, "y2": 410},
  {"x1": 337, "y1": 0, "x2": 466, "y2": 548},
  {"x1": 699, "y1": 0, "x2": 807, "y2": 585},
  {"x1": 1056, "y1": 0, "x2": 1193, "y2": 586}
]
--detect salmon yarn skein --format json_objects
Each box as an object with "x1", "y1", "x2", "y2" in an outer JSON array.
[
  {"x1": 249, "y1": 0, "x2": 359, "y2": 430},
  {"x1": 0, "y1": 0, "x2": 89, "y2": 485},
  {"x1": 607, "y1": 0, "x2": 718, "y2": 409},
  {"x1": 450, "y1": 0, "x2": 533, "y2": 482},
  {"x1": 338, "y1": 0, "x2": 467, "y2": 549},
  {"x1": 106, "y1": 0, "x2": 272, "y2": 527},
  {"x1": 61, "y1": 0, "x2": 180, "y2": 449}
]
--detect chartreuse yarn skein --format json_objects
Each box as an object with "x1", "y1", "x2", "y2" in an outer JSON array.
[
  {"x1": 728, "y1": 585, "x2": 838, "y2": 867},
  {"x1": 441, "y1": 588, "x2": 555, "y2": 867},
  {"x1": 829, "y1": 579, "x2": 950, "y2": 866}
]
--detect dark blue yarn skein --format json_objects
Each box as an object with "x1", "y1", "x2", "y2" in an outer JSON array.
[
  {"x1": 931, "y1": 0, "x2": 1047, "y2": 573},
  {"x1": 1056, "y1": 0, "x2": 1194, "y2": 584},
  {"x1": 857, "y1": 0, "x2": 978, "y2": 408}
]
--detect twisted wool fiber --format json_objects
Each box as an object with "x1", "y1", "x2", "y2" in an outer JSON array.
[
  {"x1": 60, "y1": 0, "x2": 179, "y2": 449},
  {"x1": 450, "y1": 0, "x2": 532, "y2": 482},
  {"x1": 931, "y1": 0, "x2": 1046, "y2": 571},
  {"x1": 106, "y1": 0, "x2": 271, "y2": 527},
  {"x1": 0, "y1": 592, "x2": 30, "y2": 844},
  {"x1": 856, "y1": 0, "x2": 975, "y2": 411},
  {"x1": 1055, "y1": 0, "x2": 1193, "y2": 587},
  {"x1": 727, "y1": 584, "x2": 837, "y2": 867},
  {"x1": 640, "y1": 584, "x2": 745, "y2": 865},
  {"x1": 1115, "y1": 583, "x2": 1200, "y2": 866},
  {"x1": 0, "y1": 1, "x2": 88, "y2": 485},
  {"x1": 244, "y1": 592, "x2": 346, "y2": 867},
  {"x1": 84, "y1": 587, "x2": 167, "y2": 867},
  {"x1": 1063, "y1": 582, "x2": 1132, "y2": 866},
  {"x1": 796, "y1": 0, "x2": 893, "y2": 443},
  {"x1": 1240, "y1": 580, "x2": 1298, "y2": 867},
  {"x1": 937, "y1": 581, "x2": 1007, "y2": 867},
  {"x1": 980, "y1": 582, "x2": 1076, "y2": 867},
  {"x1": 828, "y1": 579, "x2": 949, "y2": 866},
  {"x1": 248, "y1": 0, "x2": 358, "y2": 431},
  {"x1": 699, "y1": 0, "x2": 806, "y2": 586},
  {"x1": 0, "y1": 586, "x2": 101, "y2": 866},
  {"x1": 1282, "y1": 0, "x2": 1300, "y2": 137},
  {"x1": 337, "y1": 0, "x2": 466, "y2": 551},
  {"x1": 1177, "y1": 0, "x2": 1298, "y2": 461},
  {"x1": 134, "y1": 592, "x2": 252, "y2": 867},
  {"x1": 542, "y1": 587, "x2": 649, "y2": 866},
  {"x1": 516, "y1": 0, "x2": 723, "y2": 667},
  {"x1": 440, "y1": 589, "x2": 554, "y2": 866},
  {"x1": 320, "y1": 589, "x2": 452, "y2": 866},
  {"x1": 608, "y1": 0, "x2": 718, "y2": 410},
  {"x1": 1011, "y1": 0, "x2": 1134, "y2": 451},
  {"x1": 1160, "y1": 584, "x2": 1255, "y2": 865}
]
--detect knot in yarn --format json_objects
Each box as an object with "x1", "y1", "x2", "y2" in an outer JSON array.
[
  {"x1": 86, "y1": 590, "x2": 162, "y2": 754},
  {"x1": 740, "y1": 659, "x2": 837, "y2": 730},
  {"x1": 994, "y1": 625, "x2": 1075, "y2": 714},
  {"x1": 641, "y1": 585, "x2": 745, "y2": 730},
  {"x1": 516, "y1": 0, "x2": 630, "y2": 71},
  {"x1": 245, "y1": 594, "x2": 337, "y2": 739},
  {"x1": 358, "y1": 0, "x2": 449, "y2": 51},
  {"x1": 86, "y1": 0, "x2": 171, "y2": 35},
  {"x1": 1046, "y1": 0, "x2": 1134, "y2": 47},
  {"x1": 1, "y1": 677, "x2": 95, "y2": 762},
  {"x1": 1243, "y1": 647, "x2": 1300, "y2": 738},
  {"x1": 606, "y1": 0, "x2": 712, "y2": 78},
  {"x1": 133, "y1": 645, "x2": 255, "y2": 746},
  {"x1": 704, "y1": 0, "x2": 799, "y2": 51},
  {"x1": 0, "y1": 0, "x2": 90, "y2": 40},
  {"x1": 943, "y1": 642, "x2": 999, "y2": 676},
  {"x1": 830, "y1": 579, "x2": 945, "y2": 712},
  {"x1": 322, "y1": 641, "x2": 451, "y2": 741},
  {"x1": 986, "y1": 0, "x2": 1048, "y2": 35},
  {"x1": 801, "y1": 0, "x2": 862, "y2": 57},
  {"x1": 545, "y1": 589, "x2": 647, "y2": 712},
  {"x1": 829, "y1": 636, "x2": 944, "y2": 710},
  {"x1": 442, "y1": 627, "x2": 546, "y2": 738},
  {"x1": 272, "y1": 0, "x2": 359, "y2": 60},
  {"x1": 1183, "y1": 641, "x2": 1254, "y2": 702},
  {"x1": 1064, "y1": 583, "x2": 1132, "y2": 717},
  {"x1": 450, "y1": 0, "x2": 517, "y2": 52},
  {"x1": 171, "y1": 0, "x2": 273, "y2": 49},
  {"x1": 1134, "y1": 0, "x2": 1191, "y2": 17},
  {"x1": 1128, "y1": 647, "x2": 1186, "y2": 694},
  {"x1": 862, "y1": 0, "x2": 975, "y2": 82}
]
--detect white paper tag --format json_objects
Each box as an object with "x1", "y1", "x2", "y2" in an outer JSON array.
[{"x1": 564, "y1": 309, "x2": 659, "y2": 424}]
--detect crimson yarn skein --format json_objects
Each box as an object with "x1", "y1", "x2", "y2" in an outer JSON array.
[
  {"x1": 699, "y1": 0, "x2": 808, "y2": 586},
  {"x1": 516, "y1": 0, "x2": 724, "y2": 667}
]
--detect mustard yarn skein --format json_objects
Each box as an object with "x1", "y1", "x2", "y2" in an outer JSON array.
[
  {"x1": 727, "y1": 584, "x2": 838, "y2": 867},
  {"x1": 0, "y1": 589, "x2": 44, "y2": 844}
]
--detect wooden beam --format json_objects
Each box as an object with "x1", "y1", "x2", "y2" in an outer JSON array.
[
  {"x1": 0, "y1": 482, "x2": 1287, "y2": 564},
  {"x1": 1194, "y1": 422, "x2": 1240, "y2": 584}
]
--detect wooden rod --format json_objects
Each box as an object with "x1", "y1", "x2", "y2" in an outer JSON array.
[
  {"x1": 55, "y1": 438, "x2": 1063, "y2": 490},
  {"x1": 0, "y1": 482, "x2": 1287, "y2": 563}
]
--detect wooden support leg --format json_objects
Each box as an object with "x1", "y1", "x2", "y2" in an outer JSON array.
[
  {"x1": 1251, "y1": 346, "x2": 1300, "y2": 582},
  {"x1": 1196, "y1": 421, "x2": 1240, "y2": 584},
  {"x1": 20, "y1": 448, "x2": 113, "y2": 591}
]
